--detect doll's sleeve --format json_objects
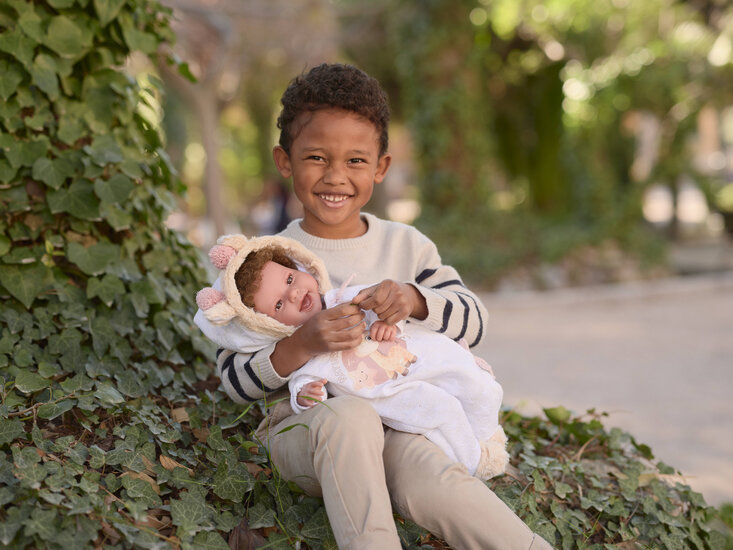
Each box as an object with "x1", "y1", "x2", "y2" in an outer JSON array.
[{"x1": 289, "y1": 371, "x2": 329, "y2": 414}]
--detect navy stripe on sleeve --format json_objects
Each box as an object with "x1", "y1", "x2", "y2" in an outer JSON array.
[
  {"x1": 457, "y1": 291, "x2": 484, "y2": 347},
  {"x1": 454, "y1": 293, "x2": 470, "y2": 341},
  {"x1": 433, "y1": 279, "x2": 464, "y2": 290},
  {"x1": 416, "y1": 268, "x2": 437, "y2": 284},
  {"x1": 243, "y1": 354, "x2": 278, "y2": 393},
  {"x1": 216, "y1": 348, "x2": 224, "y2": 359},
  {"x1": 437, "y1": 300, "x2": 453, "y2": 333},
  {"x1": 224, "y1": 354, "x2": 256, "y2": 402}
]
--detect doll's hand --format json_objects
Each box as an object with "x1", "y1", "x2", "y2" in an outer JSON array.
[
  {"x1": 370, "y1": 320, "x2": 398, "y2": 342},
  {"x1": 352, "y1": 279, "x2": 427, "y2": 325},
  {"x1": 297, "y1": 379, "x2": 327, "y2": 408},
  {"x1": 457, "y1": 338, "x2": 495, "y2": 378}
]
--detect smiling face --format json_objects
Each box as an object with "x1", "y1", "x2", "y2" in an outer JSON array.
[
  {"x1": 273, "y1": 108, "x2": 391, "y2": 239},
  {"x1": 252, "y1": 261, "x2": 323, "y2": 326}
]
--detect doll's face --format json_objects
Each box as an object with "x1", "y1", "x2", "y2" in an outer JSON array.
[{"x1": 253, "y1": 261, "x2": 322, "y2": 326}]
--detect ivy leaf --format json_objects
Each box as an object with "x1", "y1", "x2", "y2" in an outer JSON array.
[
  {"x1": 170, "y1": 491, "x2": 211, "y2": 535},
  {"x1": 14, "y1": 370, "x2": 49, "y2": 393},
  {"x1": 18, "y1": 8, "x2": 44, "y2": 43},
  {"x1": 94, "y1": 0, "x2": 126, "y2": 27},
  {"x1": 46, "y1": 180, "x2": 100, "y2": 220},
  {"x1": 30, "y1": 54, "x2": 60, "y2": 100},
  {"x1": 94, "y1": 173, "x2": 135, "y2": 204},
  {"x1": 23, "y1": 507, "x2": 58, "y2": 541},
  {"x1": 87, "y1": 274, "x2": 125, "y2": 306},
  {"x1": 300, "y1": 507, "x2": 332, "y2": 542},
  {"x1": 0, "y1": 506, "x2": 26, "y2": 546},
  {"x1": 0, "y1": 418, "x2": 25, "y2": 446},
  {"x1": 99, "y1": 202, "x2": 133, "y2": 230},
  {"x1": 0, "y1": 27, "x2": 35, "y2": 66},
  {"x1": 67, "y1": 241, "x2": 120, "y2": 276},
  {"x1": 0, "y1": 262, "x2": 50, "y2": 309},
  {"x1": 94, "y1": 382, "x2": 125, "y2": 405},
  {"x1": 544, "y1": 406, "x2": 571, "y2": 426},
  {"x1": 48, "y1": 328, "x2": 83, "y2": 357},
  {"x1": 213, "y1": 461, "x2": 255, "y2": 502},
  {"x1": 121, "y1": 26, "x2": 158, "y2": 55},
  {"x1": 190, "y1": 531, "x2": 230, "y2": 550},
  {"x1": 90, "y1": 316, "x2": 117, "y2": 357},
  {"x1": 32, "y1": 156, "x2": 75, "y2": 190},
  {"x1": 120, "y1": 475, "x2": 162, "y2": 508},
  {"x1": 247, "y1": 501, "x2": 276, "y2": 530},
  {"x1": 5, "y1": 136, "x2": 51, "y2": 169},
  {"x1": 0, "y1": 60, "x2": 24, "y2": 101},
  {"x1": 44, "y1": 16, "x2": 93, "y2": 59},
  {"x1": 37, "y1": 399, "x2": 75, "y2": 420}
]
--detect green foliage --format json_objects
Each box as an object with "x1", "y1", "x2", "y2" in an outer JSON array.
[
  {"x1": 494, "y1": 407, "x2": 731, "y2": 549},
  {"x1": 382, "y1": 0, "x2": 731, "y2": 280}
]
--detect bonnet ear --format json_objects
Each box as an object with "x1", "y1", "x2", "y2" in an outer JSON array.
[
  {"x1": 208, "y1": 244, "x2": 237, "y2": 270},
  {"x1": 196, "y1": 287, "x2": 237, "y2": 325}
]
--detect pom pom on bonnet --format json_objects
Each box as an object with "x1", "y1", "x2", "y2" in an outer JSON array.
[{"x1": 196, "y1": 234, "x2": 332, "y2": 339}]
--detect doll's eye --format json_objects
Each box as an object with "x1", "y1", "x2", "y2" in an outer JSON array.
[
  {"x1": 275, "y1": 300, "x2": 283, "y2": 311},
  {"x1": 287, "y1": 274, "x2": 293, "y2": 285}
]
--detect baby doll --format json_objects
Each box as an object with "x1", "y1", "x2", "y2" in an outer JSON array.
[{"x1": 194, "y1": 234, "x2": 508, "y2": 480}]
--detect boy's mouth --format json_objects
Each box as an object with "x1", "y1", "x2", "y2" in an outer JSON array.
[{"x1": 316, "y1": 193, "x2": 351, "y2": 205}]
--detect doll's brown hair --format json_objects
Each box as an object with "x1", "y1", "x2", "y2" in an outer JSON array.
[{"x1": 234, "y1": 245, "x2": 298, "y2": 308}]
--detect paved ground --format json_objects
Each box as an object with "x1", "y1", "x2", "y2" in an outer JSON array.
[{"x1": 473, "y1": 271, "x2": 733, "y2": 506}]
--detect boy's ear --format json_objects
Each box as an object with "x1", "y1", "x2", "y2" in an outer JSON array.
[
  {"x1": 273, "y1": 146, "x2": 292, "y2": 178},
  {"x1": 373, "y1": 153, "x2": 392, "y2": 185}
]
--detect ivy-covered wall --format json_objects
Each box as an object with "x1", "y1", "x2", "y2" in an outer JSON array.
[{"x1": 0, "y1": 0, "x2": 261, "y2": 547}]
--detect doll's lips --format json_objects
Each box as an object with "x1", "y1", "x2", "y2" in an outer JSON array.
[{"x1": 300, "y1": 292, "x2": 313, "y2": 312}]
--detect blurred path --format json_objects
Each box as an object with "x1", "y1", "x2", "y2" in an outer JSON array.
[{"x1": 475, "y1": 272, "x2": 733, "y2": 506}]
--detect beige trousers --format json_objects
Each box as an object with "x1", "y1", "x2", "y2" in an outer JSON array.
[{"x1": 264, "y1": 395, "x2": 554, "y2": 550}]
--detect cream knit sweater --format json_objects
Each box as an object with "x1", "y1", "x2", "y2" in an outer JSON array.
[{"x1": 213, "y1": 213, "x2": 489, "y2": 408}]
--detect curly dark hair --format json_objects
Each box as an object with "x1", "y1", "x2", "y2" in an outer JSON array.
[
  {"x1": 234, "y1": 245, "x2": 298, "y2": 308},
  {"x1": 276, "y1": 63, "x2": 390, "y2": 156}
]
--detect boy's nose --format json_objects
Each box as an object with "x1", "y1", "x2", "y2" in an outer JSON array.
[{"x1": 324, "y1": 163, "x2": 346, "y2": 185}]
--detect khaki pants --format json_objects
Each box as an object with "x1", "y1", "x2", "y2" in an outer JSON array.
[{"x1": 264, "y1": 395, "x2": 554, "y2": 550}]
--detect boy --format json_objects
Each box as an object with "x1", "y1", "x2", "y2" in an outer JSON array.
[
  {"x1": 194, "y1": 236, "x2": 509, "y2": 480},
  {"x1": 204, "y1": 63, "x2": 553, "y2": 549}
]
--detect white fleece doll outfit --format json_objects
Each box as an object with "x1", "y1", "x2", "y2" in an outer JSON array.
[{"x1": 195, "y1": 234, "x2": 508, "y2": 480}]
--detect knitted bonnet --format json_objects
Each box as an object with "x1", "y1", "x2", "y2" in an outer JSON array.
[{"x1": 195, "y1": 234, "x2": 333, "y2": 339}]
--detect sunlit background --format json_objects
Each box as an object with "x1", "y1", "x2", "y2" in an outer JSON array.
[{"x1": 132, "y1": 0, "x2": 731, "y2": 289}]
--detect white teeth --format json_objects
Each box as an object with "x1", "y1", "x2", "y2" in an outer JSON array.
[{"x1": 319, "y1": 194, "x2": 348, "y2": 203}]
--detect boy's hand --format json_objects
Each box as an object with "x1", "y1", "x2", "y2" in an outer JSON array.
[
  {"x1": 370, "y1": 320, "x2": 397, "y2": 342},
  {"x1": 299, "y1": 302, "x2": 366, "y2": 351},
  {"x1": 352, "y1": 279, "x2": 427, "y2": 325},
  {"x1": 272, "y1": 303, "x2": 365, "y2": 376},
  {"x1": 297, "y1": 378, "x2": 327, "y2": 408}
]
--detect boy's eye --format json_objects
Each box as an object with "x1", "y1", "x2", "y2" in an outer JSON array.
[
  {"x1": 349, "y1": 158, "x2": 366, "y2": 164},
  {"x1": 307, "y1": 155, "x2": 324, "y2": 161},
  {"x1": 287, "y1": 274, "x2": 293, "y2": 285},
  {"x1": 275, "y1": 300, "x2": 283, "y2": 312}
]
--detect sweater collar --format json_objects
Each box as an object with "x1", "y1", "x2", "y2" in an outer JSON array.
[{"x1": 282, "y1": 213, "x2": 381, "y2": 251}]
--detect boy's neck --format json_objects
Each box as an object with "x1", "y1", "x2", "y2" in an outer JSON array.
[{"x1": 299, "y1": 214, "x2": 369, "y2": 239}]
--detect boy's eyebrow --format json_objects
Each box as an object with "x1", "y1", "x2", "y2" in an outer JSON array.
[{"x1": 301, "y1": 146, "x2": 373, "y2": 156}]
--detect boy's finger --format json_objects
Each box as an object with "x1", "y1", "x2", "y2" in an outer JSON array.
[
  {"x1": 328, "y1": 302, "x2": 363, "y2": 318},
  {"x1": 351, "y1": 285, "x2": 377, "y2": 306}
]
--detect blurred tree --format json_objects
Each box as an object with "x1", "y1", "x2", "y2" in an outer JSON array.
[
  {"x1": 158, "y1": 0, "x2": 338, "y2": 235},
  {"x1": 378, "y1": 0, "x2": 732, "y2": 280}
]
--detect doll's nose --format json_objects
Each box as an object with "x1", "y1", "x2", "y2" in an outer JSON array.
[{"x1": 288, "y1": 287, "x2": 305, "y2": 302}]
